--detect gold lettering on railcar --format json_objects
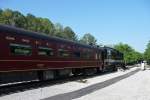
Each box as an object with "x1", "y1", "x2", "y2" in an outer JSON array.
[
  {"x1": 5, "y1": 36, "x2": 15, "y2": 40},
  {"x1": 22, "y1": 39, "x2": 30, "y2": 43},
  {"x1": 46, "y1": 43, "x2": 49, "y2": 46}
]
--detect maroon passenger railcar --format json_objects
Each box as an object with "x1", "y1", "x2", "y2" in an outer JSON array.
[{"x1": 0, "y1": 25, "x2": 103, "y2": 83}]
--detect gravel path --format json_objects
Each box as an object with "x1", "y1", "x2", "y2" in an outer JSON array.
[
  {"x1": 74, "y1": 69, "x2": 150, "y2": 100},
  {"x1": 42, "y1": 69, "x2": 139, "y2": 100}
]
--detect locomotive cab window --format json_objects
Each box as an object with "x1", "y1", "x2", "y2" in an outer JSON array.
[
  {"x1": 38, "y1": 47, "x2": 53, "y2": 56},
  {"x1": 82, "y1": 52, "x2": 91, "y2": 59},
  {"x1": 10, "y1": 43, "x2": 32, "y2": 55}
]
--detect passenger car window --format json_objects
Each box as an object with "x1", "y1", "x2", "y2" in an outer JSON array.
[
  {"x1": 38, "y1": 47, "x2": 53, "y2": 56},
  {"x1": 10, "y1": 43, "x2": 32, "y2": 55},
  {"x1": 58, "y1": 49, "x2": 69, "y2": 57}
]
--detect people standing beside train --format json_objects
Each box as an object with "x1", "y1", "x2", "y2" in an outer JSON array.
[{"x1": 141, "y1": 61, "x2": 145, "y2": 71}]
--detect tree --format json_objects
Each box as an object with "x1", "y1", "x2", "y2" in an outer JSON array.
[
  {"x1": 63, "y1": 26, "x2": 77, "y2": 41},
  {"x1": 79, "y1": 33, "x2": 97, "y2": 45},
  {"x1": 0, "y1": 9, "x2": 2, "y2": 15},
  {"x1": 25, "y1": 14, "x2": 55, "y2": 36},
  {"x1": 11, "y1": 11, "x2": 27, "y2": 28},
  {"x1": 0, "y1": 9, "x2": 3, "y2": 23},
  {"x1": 36, "y1": 17, "x2": 55, "y2": 35},
  {"x1": 26, "y1": 13, "x2": 37, "y2": 31},
  {"x1": 0, "y1": 9, "x2": 78, "y2": 41},
  {"x1": 0, "y1": 9, "x2": 14, "y2": 25},
  {"x1": 41, "y1": 18, "x2": 55, "y2": 35},
  {"x1": 54, "y1": 23, "x2": 64, "y2": 38},
  {"x1": 114, "y1": 43, "x2": 143, "y2": 64},
  {"x1": 54, "y1": 24, "x2": 78, "y2": 41},
  {"x1": 144, "y1": 41, "x2": 150, "y2": 64}
]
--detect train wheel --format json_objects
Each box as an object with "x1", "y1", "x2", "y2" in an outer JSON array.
[
  {"x1": 83, "y1": 68, "x2": 97, "y2": 76},
  {"x1": 38, "y1": 70, "x2": 55, "y2": 81},
  {"x1": 112, "y1": 66, "x2": 117, "y2": 71},
  {"x1": 101, "y1": 66, "x2": 105, "y2": 72},
  {"x1": 97, "y1": 66, "x2": 105, "y2": 73},
  {"x1": 72, "y1": 68, "x2": 83, "y2": 76},
  {"x1": 57, "y1": 69, "x2": 72, "y2": 78}
]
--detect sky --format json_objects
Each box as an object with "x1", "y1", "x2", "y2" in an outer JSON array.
[{"x1": 0, "y1": 0, "x2": 150, "y2": 53}]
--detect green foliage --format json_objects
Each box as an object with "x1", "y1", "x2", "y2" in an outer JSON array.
[
  {"x1": 0, "y1": 9, "x2": 99, "y2": 43},
  {"x1": 79, "y1": 33, "x2": 97, "y2": 45},
  {"x1": 26, "y1": 13, "x2": 37, "y2": 31},
  {"x1": 144, "y1": 41, "x2": 150, "y2": 63},
  {"x1": 26, "y1": 14, "x2": 55, "y2": 35},
  {"x1": 0, "y1": 9, "x2": 14, "y2": 25},
  {"x1": 114, "y1": 43, "x2": 143, "y2": 64},
  {"x1": 0, "y1": 9, "x2": 3, "y2": 23},
  {"x1": 54, "y1": 23, "x2": 65, "y2": 38},
  {"x1": 0, "y1": 9, "x2": 76, "y2": 41},
  {"x1": 53, "y1": 23, "x2": 78, "y2": 41},
  {"x1": 63, "y1": 26, "x2": 78, "y2": 41},
  {"x1": 12, "y1": 11, "x2": 27, "y2": 28}
]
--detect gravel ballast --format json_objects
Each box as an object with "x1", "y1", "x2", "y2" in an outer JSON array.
[{"x1": 0, "y1": 67, "x2": 140, "y2": 100}]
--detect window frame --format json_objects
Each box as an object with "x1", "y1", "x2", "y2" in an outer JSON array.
[
  {"x1": 58, "y1": 49, "x2": 70, "y2": 57},
  {"x1": 38, "y1": 46, "x2": 54, "y2": 56},
  {"x1": 9, "y1": 43, "x2": 32, "y2": 56}
]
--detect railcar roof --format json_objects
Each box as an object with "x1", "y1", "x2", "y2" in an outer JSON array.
[{"x1": 0, "y1": 24, "x2": 99, "y2": 50}]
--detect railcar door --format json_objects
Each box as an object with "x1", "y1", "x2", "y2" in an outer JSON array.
[
  {"x1": 103, "y1": 49, "x2": 108, "y2": 70},
  {"x1": 96, "y1": 50, "x2": 103, "y2": 71}
]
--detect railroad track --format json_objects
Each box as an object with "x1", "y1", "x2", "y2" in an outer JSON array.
[
  {"x1": 0, "y1": 66, "x2": 135, "y2": 97},
  {"x1": 0, "y1": 71, "x2": 112, "y2": 96}
]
